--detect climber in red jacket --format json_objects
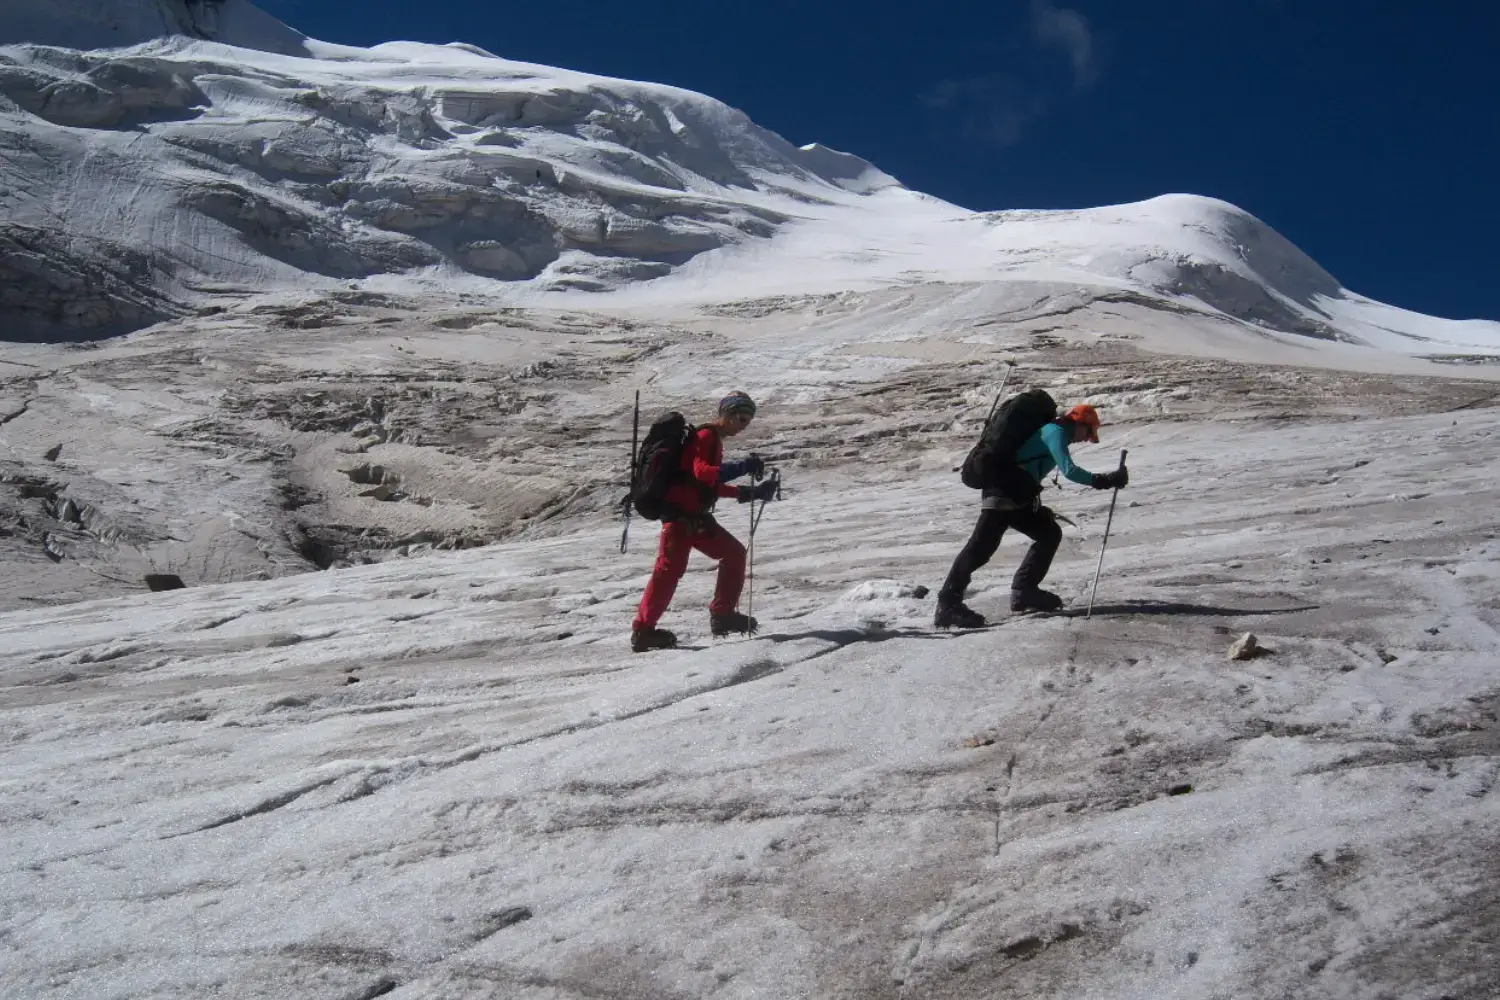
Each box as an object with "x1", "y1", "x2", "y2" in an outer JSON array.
[{"x1": 631, "y1": 390, "x2": 777, "y2": 652}]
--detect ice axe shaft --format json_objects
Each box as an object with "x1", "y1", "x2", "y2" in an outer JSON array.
[
  {"x1": 984, "y1": 362, "x2": 1016, "y2": 423},
  {"x1": 620, "y1": 389, "x2": 640, "y2": 554},
  {"x1": 1086, "y1": 448, "x2": 1128, "y2": 619}
]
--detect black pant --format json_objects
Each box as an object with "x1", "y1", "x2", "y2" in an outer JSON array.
[{"x1": 938, "y1": 501, "x2": 1061, "y2": 606}]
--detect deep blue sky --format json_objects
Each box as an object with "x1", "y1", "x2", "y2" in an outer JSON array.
[{"x1": 259, "y1": 0, "x2": 1498, "y2": 321}]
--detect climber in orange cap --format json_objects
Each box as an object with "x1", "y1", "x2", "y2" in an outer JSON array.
[
  {"x1": 1064, "y1": 403, "x2": 1101, "y2": 443},
  {"x1": 937, "y1": 395, "x2": 1126, "y2": 626}
]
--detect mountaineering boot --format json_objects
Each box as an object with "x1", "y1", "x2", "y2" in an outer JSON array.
[
  {"x1": 710, "y1": 610, "x2": 758, "y2": 637},
  {"x1": 1010, "y1": 588, "x2": 1064, "y2": 614},
  {"x1": 934, "y1": 602, "x2": 986, "y2": 629},
  {"x1": 631, "y1": 627, "x2": 678, "y2": 653}
]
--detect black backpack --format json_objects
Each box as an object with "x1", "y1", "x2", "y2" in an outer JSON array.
[
  {"x1": 631, "y1": 411, "x2": 694, "y2": 521},
  {"x1": 960, "y1": 389, "x2": 1058, "y2": 496}
]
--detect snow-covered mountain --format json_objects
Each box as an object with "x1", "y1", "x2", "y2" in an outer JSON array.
[
  {"x1": 2, "y1": 0, "x2": 1497, "y2": 355},
  {"x1": 1, "y1": 0, "x2": 309, "y2": 54},
  {"x1": 0, "y1": 0, "x2": 902, "y2": 340}
]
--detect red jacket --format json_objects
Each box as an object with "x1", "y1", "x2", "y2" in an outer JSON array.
[{"x1": 665, "y1": 426, "x2": 740, "y2": 515}]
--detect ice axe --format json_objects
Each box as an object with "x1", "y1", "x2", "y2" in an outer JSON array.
[
  {"x1": 983, "y1": 360, "x2": 1017, "y2": 424},
  {"x1": 1085, "y1": 448, "x2": 1127, "y2": 619},
  {"x1": 619, "y1": 389, "x2": 640, "y2": 554}
]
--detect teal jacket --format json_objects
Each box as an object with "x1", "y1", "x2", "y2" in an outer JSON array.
[{"x1": 1015, "y1": 423, "x2": 1095, "y2": 487}]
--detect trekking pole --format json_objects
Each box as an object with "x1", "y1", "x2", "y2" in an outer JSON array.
[
  {"x1": 746, "y1": 468, "x2": 779, "y2": 624},
  {"x1": 747, "y1": 519, "x2": 755, "y2": 624},
  {"x1": 750, "y1": 469, "x2": 778, "y2": 537},
  {"x1": 620, "y1": 389, "x2": 640, "y2": 554},
  {"x1": 747, "y1": 469, "x2": 757, "y2": 622},
  {"x1": 1086, "y1": 449, "x2": 1128, "y2": 620}
]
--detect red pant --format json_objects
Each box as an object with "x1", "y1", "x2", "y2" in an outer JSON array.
[{"x1": 633, "y1": 517, "x2": 746, "y2": 630}]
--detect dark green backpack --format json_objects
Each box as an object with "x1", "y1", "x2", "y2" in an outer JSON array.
[{"x1": 960, "y1": 389, "x2": 1058, "y2": 496}]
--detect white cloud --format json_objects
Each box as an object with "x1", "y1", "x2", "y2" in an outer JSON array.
[{"x1": 1031, "y1": 0, "x2": 1098, "y2": 88}]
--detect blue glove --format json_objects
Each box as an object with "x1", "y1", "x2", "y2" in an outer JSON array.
[
  {"x1": 736, "y1": 479, "x2": 778, "y2": 503},
  {"x1": 718, "y1": 454, "x2": 764, "y2": 483}
]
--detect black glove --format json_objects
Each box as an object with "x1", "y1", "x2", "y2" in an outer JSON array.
[
  {"x1": 736, "y1": 479, "x2": 778, "y2": 503},
  {"x1": 744, "y1": 454, "x2": 766, "y2": 479},
  {"x1": 1091, "y1": 467, "x2": 1129, "y2": 491}
]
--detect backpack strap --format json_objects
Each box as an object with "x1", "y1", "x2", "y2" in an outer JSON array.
[{"x1": 689, "y1": 425, "x2": 720, "y2": 506}]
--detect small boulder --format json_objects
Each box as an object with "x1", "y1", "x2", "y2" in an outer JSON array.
[{"x1": 1229, "y1": 632, "x2": 1259, "y2": 661}]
